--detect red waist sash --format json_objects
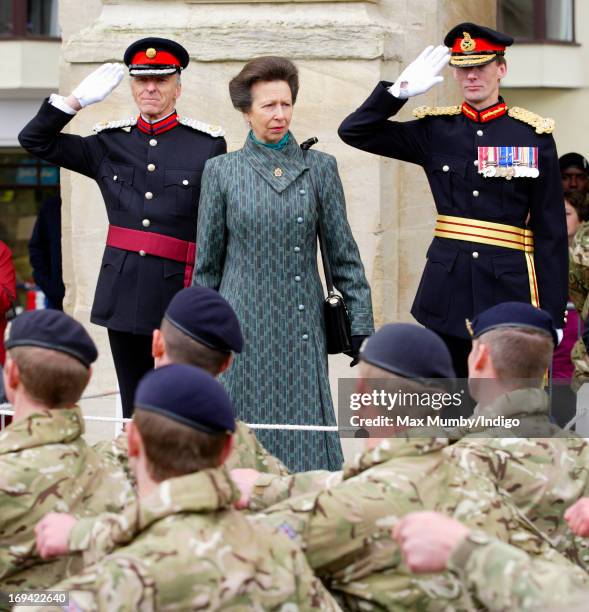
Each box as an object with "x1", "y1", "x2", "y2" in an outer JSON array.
[{"x1": 106, "y1": 224, "x2": 196, "y2": 288}]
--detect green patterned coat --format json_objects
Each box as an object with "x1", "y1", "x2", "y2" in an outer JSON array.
[
  {"x1": 0, "y1": 408, "x2": 134, "y2": 596},
  {"x1": 194, "y1": 133, "x2": 374, "y2": 472},
  {"x1": 46, "y1": 468, "x2": 340, "y2": 611},
  {"x1": 570, "y1": 221, "x2": 589, "y2": 389}
]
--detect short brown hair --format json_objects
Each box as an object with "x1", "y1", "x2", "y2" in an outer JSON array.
[
  {"x1": 229, "y1": 56, "x2": 299, "y2": 112},
  {"x1": 482, "y1": 327, "x2": 553, "y2": 384},
  {"x1": 566, "y1": 191, "x2": 589, "y2": 222},
  {"x1": 134, "y1": 410, "x2": 228, "y2": 482},
  {"x1": 8, "y1": 347, "x2": 90, "y2": 407},
  {"x1": 160, "y1": 319, "x2": 227, "y2": 375}
]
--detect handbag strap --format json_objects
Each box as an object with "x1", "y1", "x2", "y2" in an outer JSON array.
[{"x1": 300, "y1": 138, "x2": 336, "y2": 296}]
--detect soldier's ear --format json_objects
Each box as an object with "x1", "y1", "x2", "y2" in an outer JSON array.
[
  {"x1": 217, "y1": 353, "x2": 233, "y2": 375},
  {"x1": 4, "y1": 358, "x2": 19, "y2": 391},
  {"x1": 219, "y1": 434, "x2": 234, "y2": 466},
  {"x1": 152, "y1": 329, "x2": 164, "y2": 360},
  {"x1": 472, "y1": 342, "x2": 490, "y2": 372},
  {"x1": 127, "y1": 421, "x2": 142, "y2": 458}
]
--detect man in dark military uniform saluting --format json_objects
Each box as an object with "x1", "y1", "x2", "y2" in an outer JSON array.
[
  {"x1": 339, "y1": 23, "x2": 567, "y2": 378},
  {"x1": 19, "y1": 38, "x2": 227, "y2": 416}
]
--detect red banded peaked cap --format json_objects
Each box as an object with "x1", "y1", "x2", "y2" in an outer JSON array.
[
  {"x1": 444, "y1": 22, "x2": 513, "y2": 68},
  {"x1": 124, "y1": 37, "x2": 189, "y2": 76}
]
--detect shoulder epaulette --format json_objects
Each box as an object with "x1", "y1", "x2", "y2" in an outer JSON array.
[
  {"x1": 412, "y1": 105, "x2": 462, "y2": 119},
  {"x1": 178, "y1": 117, "x2": 225, "y2": 138},
  {"x1": 508, "y1": 107, "x2": 555, "y2": 134},
  {"x1": 93, "y1": 118, "x2": 137, "y2": 134}
]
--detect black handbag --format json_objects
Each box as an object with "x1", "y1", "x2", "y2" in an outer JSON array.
[{"x1": 301, "y1": 138, "x2": 352, "y2": 354}]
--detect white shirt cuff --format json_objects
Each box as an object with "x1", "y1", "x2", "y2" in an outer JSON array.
[{"x1": 49, "y1": 93, "x2": 78, "y2": 116}]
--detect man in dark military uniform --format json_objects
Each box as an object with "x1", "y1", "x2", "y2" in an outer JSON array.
[
  {"x1": 338, "y1": 23, "x2": 567, "y2": 377},
  {"x1": 18, "y1": 38, "x2": 227, "y2": 416}
]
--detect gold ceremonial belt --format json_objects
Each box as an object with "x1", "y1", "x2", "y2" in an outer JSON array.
[
  {"x1": 434, "y1": 215, "x2": 534, "y2": 252},
  {"x1": 434, "y1": 214, "x2": 539, "y2": 307}
]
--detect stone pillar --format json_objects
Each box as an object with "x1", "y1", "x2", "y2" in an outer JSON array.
[{"x1": 59, "y1": 0, "x2": 495, "y2": 444}]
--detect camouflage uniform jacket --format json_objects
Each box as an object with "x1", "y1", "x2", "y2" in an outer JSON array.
[
  {"x1": 46, "y1": 467, "x2": 340, "y2": 611},
  {"x1": 570, "y1": 221, "x2": 589, "y2": 390},
  {"x1": 255, "y1": 437, "x2": 581, "y2": 611},
  {"x1": 0, "y1": 408, "x2": 134, "y2": 593},
  {"x1": 447, "y1": 531, "x2": 589, "y2": 611},
  {"x1": 445, "y1": 388, "x2": 589, "y2": 569}
]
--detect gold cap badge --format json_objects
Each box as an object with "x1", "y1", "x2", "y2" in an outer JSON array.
[
  {"x1": 465, "y1": 318, "x2": 474, "y2": 338},
  {"x1": 460, "y1": 32, "x2": 476, "y2": 52},
  {"x1": 146, "y1": 48, "x2": 157, "y2": 59}
]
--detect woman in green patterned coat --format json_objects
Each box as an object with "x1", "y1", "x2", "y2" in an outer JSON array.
[{"x1": 194, "y1": 57, "x2": 374, "y2": 471}]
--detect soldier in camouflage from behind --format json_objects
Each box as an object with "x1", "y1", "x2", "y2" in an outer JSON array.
[
  {"x1": 0, "y1": 310, "x2": 134, "y2": 606},
  {"x1": 36, "y1": 365, "x2": 339, "y2": 611}
]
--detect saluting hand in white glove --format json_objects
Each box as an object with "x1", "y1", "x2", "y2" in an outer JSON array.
[
  {"x1": 389, "y1": 45, "x2": 450, "y2": 99},
  {"x1": 71, "y1": 63, "x2": 125, "y2": 108}
]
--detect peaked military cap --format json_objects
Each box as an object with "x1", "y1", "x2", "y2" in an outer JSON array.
[
  {"x1": 467, "y1": 302, "x2": 558, "y2": 346},
  {"x1": 135, "y1": 364, "x2": 236, "y2": 434},
  {"x1": 5, "y1": 310, "x2": 98, "y2": 368},
  {"x1": 559, "y1": 152, "x2": 589, "y2": 173},
  {"x1": 444, "y1": 23, "x2": 513, "y2": 68},
  {"x1": 164, "y1": 286, "x2": 244, "y2": 354},
  {"x1": 360, "y1": 323, "x2": 455, "y2": 379},
  {"x1": 124, "y1": 37, "x2": 189, "y2": 76}
]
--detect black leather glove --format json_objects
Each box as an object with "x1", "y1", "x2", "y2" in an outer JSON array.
[{"x1": 345, "y1": 335, "x2": 368, "y2": 367}]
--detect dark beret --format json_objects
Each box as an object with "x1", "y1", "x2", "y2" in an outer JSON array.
[
  {"x1": 360, "y1": 323, "x2": 455, "y2": 379},
  {"x1": 164, "y1": 286, "x2": 243, "y2": 354},
  {"x1": 124, "y1": 37, "x2": 189, "y2": 76},
  {"x1": 468, "y1": 302, "x2": 557, "y2": 346},
  {"x1": 5, "y1": 310, "x2": 98, "y2": 368},
  {"x1": 135, "y1": 364, "x2": 235, "y2": 434},
  {"x1": 444, "y1": 22, "x2": 513, "y2": 68},
  {"x1": 559, "y1": 152, "x2": 589, "y2": 173}
]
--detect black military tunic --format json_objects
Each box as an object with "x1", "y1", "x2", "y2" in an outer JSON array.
[
  {"x1": 19, "y1": 100, "x2": 226, "y2": 334},
  {"x1": 338, "y1": 82, "x2": 568, "y2": 338}
]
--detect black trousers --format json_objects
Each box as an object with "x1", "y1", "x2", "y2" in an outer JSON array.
[{"x1": 108, "y1": 329, "x2": 154, "y2": 418}]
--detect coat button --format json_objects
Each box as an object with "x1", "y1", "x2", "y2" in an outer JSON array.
[
  {"x1": 298, "y1": 304, "x2": 305, "y2": 311},
  {"x1": 139, "y1": 250, "x2": 146, "y2": 257},
  {"x1": 302, "y1": 334, "x2": 309, "y2": 340},
  {"x1": 149, "y1": 139, "x2": 157, "y2": 146},
  {"x1": 297, "y1": 217, "x2": 303, "y2": 224},
  {"x1": 147, "y1": 163, "x2": 155, "y2": 172},
  {"x1": 442, "y1": 165, "x2": 450, "y2": 172},
  {"x1": 142, "y1": 219, "x2": 151, "y2": 228},
  {"x1": 294, "y1": 246, "x2": 301, "y2": 253},
  {"x1": 472, "y1": 190, "x2": 480, "y2": 197},
  {"x1": 473, "y1": 160, "x2": 479, "y2": 167},
  {"x1": 113, "y1": 175, "x2": 118, "y2": 181},
  {"x1": 472, "y1": 251, "x2": 479, "y2": 259},
  {"x1": 299, "y1": 189, "x2": 306, "y2": 195},
  {"x1": 476, "y1": 129, "x2": 483, "y2": 136},
  {"x1": 294, "y1": 275, "x2": 301, "y2": 282},
  {"x1": 182, "y1": 179, "x2": 189, "y2": 186},
  {"x1": 145, "y1": 192, "x2": 153, "y2": 200}
]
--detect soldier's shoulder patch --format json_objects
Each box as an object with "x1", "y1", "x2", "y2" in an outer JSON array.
[
  {"x1": 178, "y1": 117, "x2": 225, "y2": 138},
  {"x1": 508, "y1": 107, "x2": 555, "y2": 134},
  {"x1": 93, "y1": 118, "x2": 137, "y2": 134},
  {"x1": 412, "y1": 105, "x2": 462, "y2": 119}
]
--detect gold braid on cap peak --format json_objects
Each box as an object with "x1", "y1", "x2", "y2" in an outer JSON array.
[
  {"x1": 508, "y1": 107, "x2": 555, "y2": 134},
  {"x1": 413, "y1": 105, "x2": 462, "y2": 119},
  {"x1": 465, "y1": 319, "x2": 474, "y2": 338}
]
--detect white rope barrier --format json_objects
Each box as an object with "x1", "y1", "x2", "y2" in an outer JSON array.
[{"x1": 0, "y1": 406, "x2": 339, "y2": 431}]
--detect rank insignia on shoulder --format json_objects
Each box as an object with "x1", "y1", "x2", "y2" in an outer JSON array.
[
  {"x1": 413, "y1": 105, "x2": 462, "y2": 119},
  {"x1": 93, "y1": 118, "x2": 137, "y2": 134},
  {"x1": 508, "y1": 107, "x2": 555, "y2": 134},
  {"x1": 178, "y1": 117, "x2": 225, "y2": 138}
]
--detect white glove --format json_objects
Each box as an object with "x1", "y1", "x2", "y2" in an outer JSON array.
[
  {"x1": 389, "y1": 45, "x2": 450, "y2": 99},
  {"x1": 72, "y1": 63, "x2": 125, "y2": 108},
  {"x1": 556, "y1": 328, "x2": 564, "y2": 345}
]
